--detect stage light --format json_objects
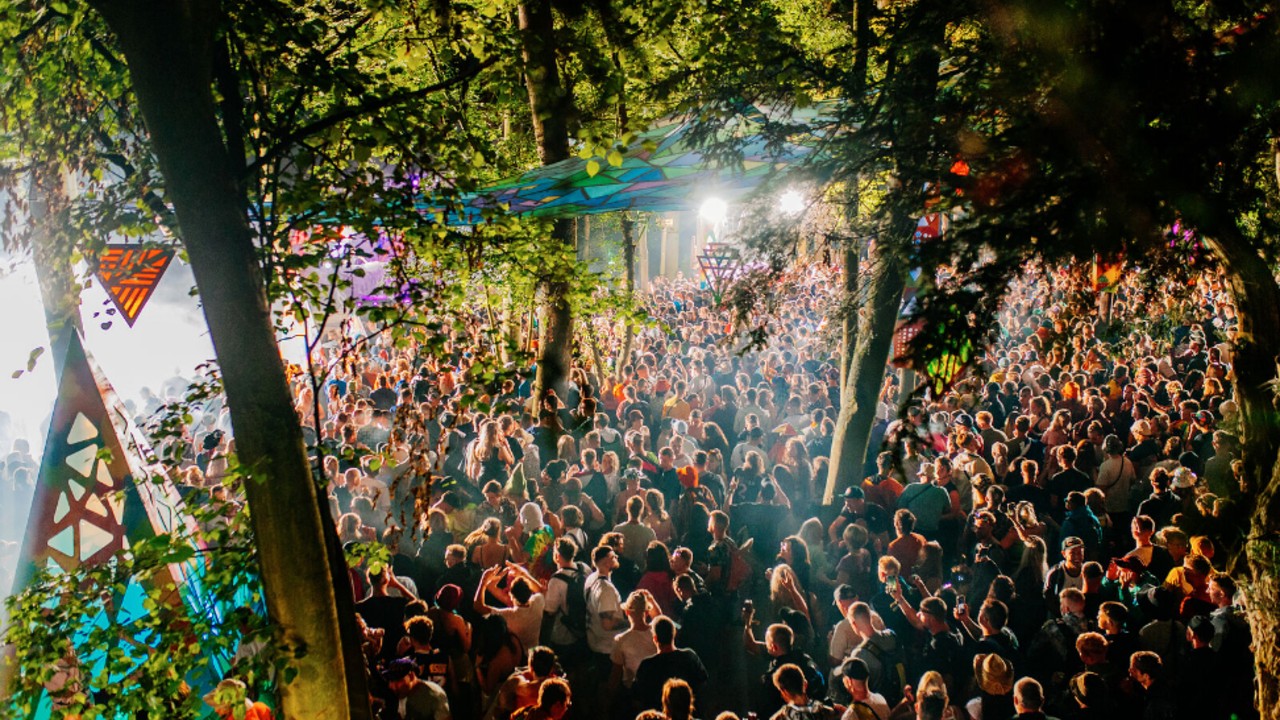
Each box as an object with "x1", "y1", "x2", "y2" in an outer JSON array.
[
  {"x1": 778, "y1": 189, "x2": 805, "y2": 216},
  {"x1": 699, "y1": 197, "x2": 728, "y2": 224}
]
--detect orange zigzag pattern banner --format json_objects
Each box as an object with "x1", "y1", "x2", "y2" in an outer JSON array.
[{"x1": 95, "y1": 245, "x2": 174, "y2": 327}]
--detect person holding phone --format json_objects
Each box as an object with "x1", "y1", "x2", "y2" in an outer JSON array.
[{"x1": 870, "y1": 556, "x2": 920, "y2": 642}]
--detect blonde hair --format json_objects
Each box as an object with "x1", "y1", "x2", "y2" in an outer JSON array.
[
  {"x1": 769, "y1": 564, "x2": 802, "y2": 610},
  {"x1": 917, "y1": 670, "x2": 949, "y2": 703}
]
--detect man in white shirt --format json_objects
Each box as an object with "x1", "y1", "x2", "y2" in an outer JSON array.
[
  {"x1": 474, "y1": 562, "x2": 546, "y2": 652},
  {"x1": 543, "y1": 538, "x2": 589, "y2": 651},
  {"x1": 828, "y1": 586, "x2": 859, "y2": 677},
  {"x1": 586, "y1": 545, "x2": 624, "y2": 657},
  {"x1": 841, "y1": 658, "x2": 890, "y2": 720},
  {"x1": 582, "y1": 544, "x2": 625, "y2": 717}
]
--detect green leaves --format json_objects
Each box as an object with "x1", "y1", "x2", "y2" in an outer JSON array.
[{"x1": 10, "y1": 345, "x2": 46, "y2": 379}]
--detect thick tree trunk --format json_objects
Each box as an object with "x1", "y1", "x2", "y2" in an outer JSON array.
[
  {"x1": 88, "y1": 2, "x2": 363, "y2": 717},
  {"x1": 825, "y1": 1, "x2": 937, "y2": 504},
  {"x1": 825, "y1": 250, "x2": 904, "y2": 503},
  {"x1": 534, "y1": 251, "x2": 575, "y2": 405},
  {"x1": 1208, "y1": 230, "x2": 1280, "y2": 719},
  {"x1": 519, "y1": 0, "x2": 576, "y2": 407}
]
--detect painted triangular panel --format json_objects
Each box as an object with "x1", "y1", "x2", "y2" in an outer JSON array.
[{"x1": 94, "y1": 244, "x2": 175, "y2": 327}]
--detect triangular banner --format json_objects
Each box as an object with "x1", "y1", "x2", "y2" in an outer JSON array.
[
  {"x1": 94, "y1": 244, "x2": 174, "y2": 327},
  {"x1": 1091, "y1": 253, "x2": 1124, "y2": 293},
  {"x1": 696, "y1": 240, "x2": 743, "y2": 305}
]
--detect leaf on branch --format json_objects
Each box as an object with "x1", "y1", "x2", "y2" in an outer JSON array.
[{"x1": 586, "y1": 160, "x2": 601, "y2": 177}]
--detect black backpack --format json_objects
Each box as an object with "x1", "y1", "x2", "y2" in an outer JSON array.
[
  {"x1": 861, "y1": 633, "x2": 907, "y2": 704},
  {"x1": 553, "y1": 563, "x2": 590, "y2": 638}
]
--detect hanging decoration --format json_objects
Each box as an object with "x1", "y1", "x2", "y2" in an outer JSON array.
[
  {"x1": 94, "y1": 244, "x2": 175, "y2": 327},
  {"x1": 696, "y1": 238, "x2": 744, "y2": 305},
  {"x1": 923, "y1": 340, "x2": 975, "y2": 396},
  {"x1": 891, "y1": 318, "x2": 925, "y2": 369},
  {"x1": 1091, "y1": 254, "x2": 1124, "y2": 293},
  {"x1": 914, "y1": 212, "x2": 947, "y2": 241},
  {"x1": 430, "y1": 103, "x2": 837, "y2": 223}
]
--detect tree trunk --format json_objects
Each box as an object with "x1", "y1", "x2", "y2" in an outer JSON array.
[
  {"x1": 87, "y1": 2, "x2": 363, "y2": 717},
  {"x1": 825, "y1": 249, "x2": 904, "y2": 503},
  {"x1": 519, "y1": 0, "x2": 576, "y2": 408},
  {"x1": 838, "y1": 247, "x2": 861, "y2": 393},
  {"x1": 619, "y1": 216, "x2": 637, "y2": 368},
  {"x1": 28, "y1": 165, "x2": 83, "y2": 379},
  {"x1": 1207, "y1": 229, "x2": 1280, "y2": 719}
]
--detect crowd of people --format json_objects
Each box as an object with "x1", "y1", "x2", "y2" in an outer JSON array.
[
  {"x1": 253, "y1": 258, "x2": 1254, "y2": 720},
  {"x1": 3, "y1": 256, "x2": 1261, "y2": 720}
]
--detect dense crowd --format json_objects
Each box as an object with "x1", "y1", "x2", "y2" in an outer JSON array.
[{"x1": 2, "y1": 258, "x2": 1260, "y2": 720}]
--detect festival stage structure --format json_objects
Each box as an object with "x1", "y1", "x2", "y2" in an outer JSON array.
[{"x1": 3, "y1": 333, "x2": 232, "y2": 718}]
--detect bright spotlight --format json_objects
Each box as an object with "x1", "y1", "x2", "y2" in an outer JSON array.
[
  {"x1": 699, "y1": 197, "x2": 728, "y2": 224},
  {"x1": 778, "y1": 189, "x2": 805, "y2": 216}
]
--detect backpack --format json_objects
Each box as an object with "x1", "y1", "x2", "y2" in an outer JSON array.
[
  {"x1": 862, "y1": 633, "x2": 907, "y2": 704},
  {"x1": 780, "y1": 701, "x2": 841, "y2": 720},
  {"x1": 726, "y1": 538, "x2": 754, "y2": 593},
  {"x1": 842, "y1": 701, "x2": 881, "y2": 720},
  {"x1": 553, "y1": 563, "x2": 590, "y2": 638}
]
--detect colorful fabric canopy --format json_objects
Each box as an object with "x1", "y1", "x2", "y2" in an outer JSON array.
[{"x1": 433, "y1": 104, "x2": 839, "y2": 223}]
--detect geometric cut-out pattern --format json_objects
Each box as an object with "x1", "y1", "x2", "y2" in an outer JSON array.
[
  {"x1": 15, "y1": 334, "x2": 139, "y2": 582},
  {"x1": 696, "y1": 240, "x2": 744, "y2": 305},
  {"x1": 48, "y1": 525, "x2": 75, "y2": 557},
  {"x1": 96, "y1": 461, "x2": 115, "y2": 489},
  {"x1": 68, "y1": 412, "x2": 99, "y2": 444},
  {"x1": 80, "y1": 521, "x2": 113, "y2": 561},
  {"x1": 11, "y1": 332, "x2": 229, "y2": 713},
  {"x1": 65, "y1": 445, "x2": 97, "y2": 477},
  {"x1": 85, "y1": 494, "x2": 108, "y2": 518}
]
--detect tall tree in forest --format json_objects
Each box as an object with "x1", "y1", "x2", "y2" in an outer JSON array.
[
  {"x1": 656, "y1": 0, "x2": 961, "y2": 501},
  {"x1": 518, "y1": 0, "x2": 577, "y2": 407}
]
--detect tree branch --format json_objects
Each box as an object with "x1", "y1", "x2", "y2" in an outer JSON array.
[{"x1": 247, "y1": 56, "x2": 498, "y2": 176}]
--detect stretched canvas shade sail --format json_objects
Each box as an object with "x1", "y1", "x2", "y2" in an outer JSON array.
[{"x1": 430, "y1": 104, "x2": 840, "y2": 222}]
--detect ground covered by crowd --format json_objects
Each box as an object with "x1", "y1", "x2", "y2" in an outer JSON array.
[{"x1": 1, "y1": 261, "x2": 1257, "y2": 720}]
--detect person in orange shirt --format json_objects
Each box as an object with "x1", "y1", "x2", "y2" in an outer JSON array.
[
  {"x1": 887, "y1": 509, "x2": 926, "y2": 573},
  {"x1": 861, "y1": 452, "x2": 904, "y2": 511}
]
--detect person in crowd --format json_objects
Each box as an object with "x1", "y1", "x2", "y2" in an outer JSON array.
[
  {"x1": 510, "y1": 677, "x2": 571, "y2": 720},
  {"x1": 769, "y1": 663, "x2": 840, "y2": 720},
  {"x1": 633, "y1": 615, "x2": 710, "y2": 713},
  {"x1": 485, "y1": 646, "x2": 561, "y2": 720},
  {"x1": 382, "y1": 657, "x2": 452, "y2": 720}
]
